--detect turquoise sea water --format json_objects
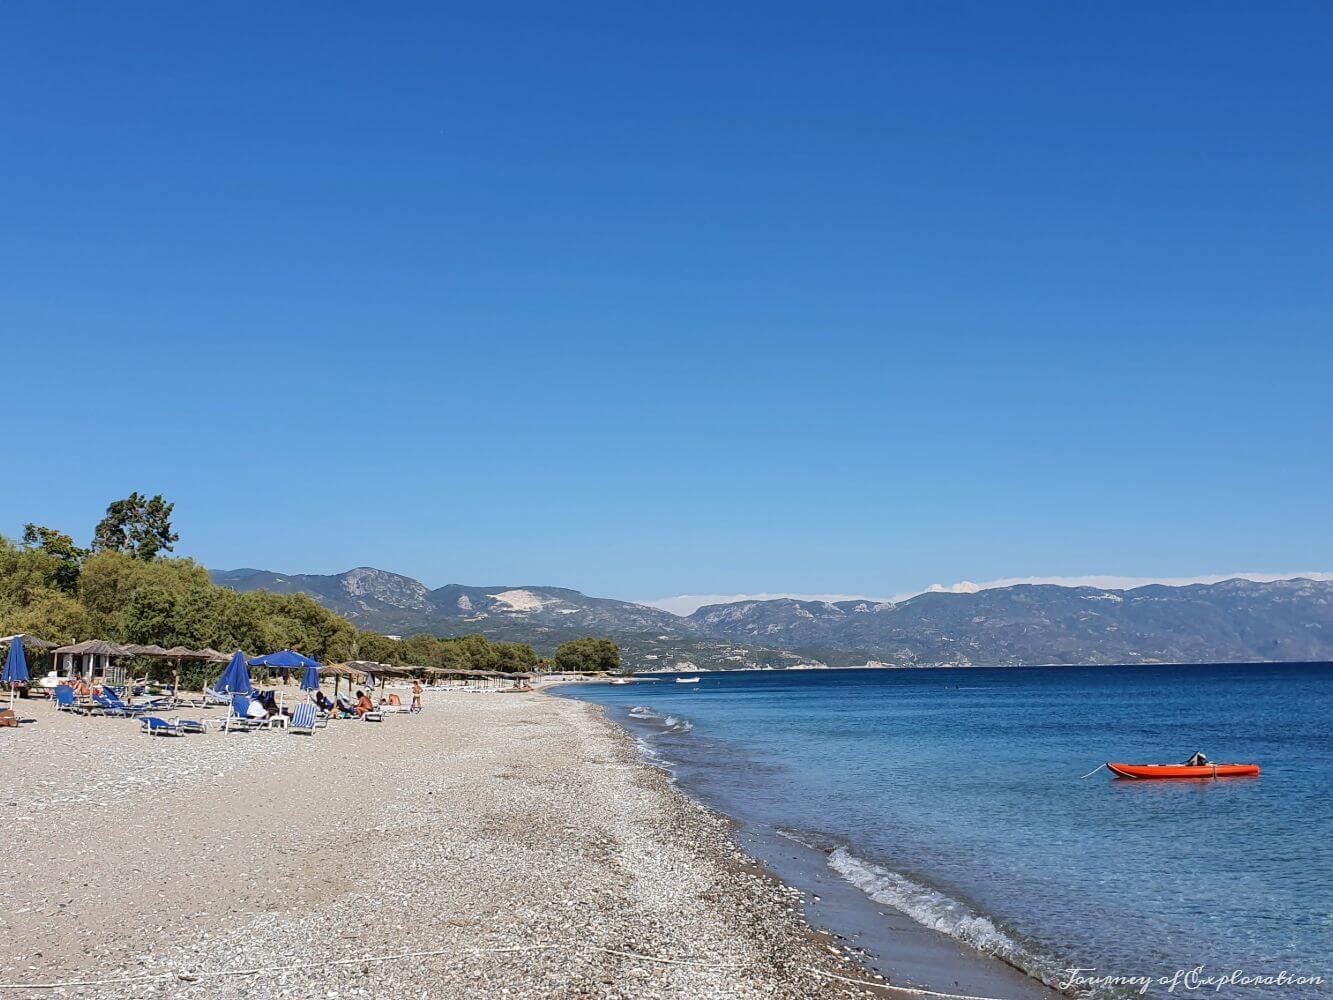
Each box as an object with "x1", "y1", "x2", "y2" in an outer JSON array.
[{"x1": 558, "y1": 664, "x2": 1332, "y2": 998}]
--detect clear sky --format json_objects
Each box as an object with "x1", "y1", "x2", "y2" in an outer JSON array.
[{"x1": 3, "y1": 2, "x2": 1330, "y2": 610}]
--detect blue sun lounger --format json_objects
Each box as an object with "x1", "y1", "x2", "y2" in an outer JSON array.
[
  {"x1": 223, "y1": 694, "x2": 261, "y2": 732},
  {"x1": 140, "y1": 716, "x2": 184, "y2": 737},
  {"x1": 201, "y1": 686, "x2": 231, "y2": 707},
  {"x1": 53, "y1": 685, "x2": 82, "y2": 713},
  {"x1": 97, "y1": 688, "x2": 155, "y2": 720},
  {"x1": 288, "y1": 702, "x2": 317, "y2": 736},
  {"x1": 91, "y1": 692, "x2": 136, "y2": 717}
]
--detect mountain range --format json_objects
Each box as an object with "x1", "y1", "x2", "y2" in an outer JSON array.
[{"x1": 209, "y1": 567, "x2": 1333, "y2": 670}]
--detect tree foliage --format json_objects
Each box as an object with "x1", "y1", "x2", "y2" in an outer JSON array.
[
  {"x1": 92, "y1": 493, "x2": 180, "y2": 561},
  {"x1": 21, "y1": 524, "x2": 87, "y2": 592},
  {"x1": 396, "y1": 633, "x2": 538, "y2": 673},
  {"x1": 553, "y1": 636, "x2": 621, "y2": 673},
  {"x1": 2, "y1": 496, "x2": 600, "y2": 689}
]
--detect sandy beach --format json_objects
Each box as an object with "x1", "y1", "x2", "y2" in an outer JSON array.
[{"x1": 0, "y1": 688, "x2": 920, "y2": 999}]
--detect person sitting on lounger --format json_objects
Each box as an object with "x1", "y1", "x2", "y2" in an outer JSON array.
[
  {"x1": 72, "y1": 678, "x2": 91, "y2": 697},
  {"x1": 257, "y1": 690, "x2": 287, "y2": 718},
  {"x1": 247, "y1": 697, "x2": 269, "y2": 721},
  {"x1": 313, "y1": 691, "x2": 335, "y2": 713},
  {"x1": 355, "y1": 690, "x2": 374, "y2": 716}
]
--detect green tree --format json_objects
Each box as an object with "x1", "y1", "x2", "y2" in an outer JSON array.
[
  {"x1": 122, "y1": 584, "x2": 181, "y2": 645},
  {"x1": 553, "y1": 636, "x2": 621, "y2": 673},
  {"x1": 21, "y1": 524, "x2": 87, "y2": 592},
  {"x1": 4, "y1": 588, "x2": 88, "y2": 646},
  {"x1": 92, "y1": 493, "x2": 180, "y2": 561},
  {"x1": 492, "y1": 641, "x2": 539, "y2": 673}
]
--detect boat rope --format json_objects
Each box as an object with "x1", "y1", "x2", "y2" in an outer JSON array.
[{"x1": 1079, "y1": 763, "x2": 1107, "y2": 779}]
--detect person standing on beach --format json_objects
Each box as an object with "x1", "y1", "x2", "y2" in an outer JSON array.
[{"x1": 411, "y1": 679, "x2": 423, "y2": 712}]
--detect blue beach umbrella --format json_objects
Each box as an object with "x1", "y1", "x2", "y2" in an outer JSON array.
[
  {"x1": 299, "y1": 663, "x2": 320, "y2": 691},
  {"x1": 3, "y1": 638, "x2": 29, "y2": 706},
  {"x1": 214, "y1": 651, "x2": 252, "y2": 696},
  {"x1": 249, "y1": 649, "x2": 318, "y2": 669}
]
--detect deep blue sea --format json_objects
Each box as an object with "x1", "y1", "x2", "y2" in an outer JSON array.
[{"x1": 558, "y1": 664, "x2": 1332, "y2": 998}]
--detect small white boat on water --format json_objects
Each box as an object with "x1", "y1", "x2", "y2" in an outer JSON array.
[
  {"x1": 675, "y1": 677, "x2": 700, "y2": 684},
  {"x1": 609, "y1": 677, "x2": 633, "y2": 685}
]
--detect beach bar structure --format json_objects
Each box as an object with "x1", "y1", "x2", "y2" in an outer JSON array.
[{"x1": 52, "y1": 640, "x2": 130, "y2": 684}]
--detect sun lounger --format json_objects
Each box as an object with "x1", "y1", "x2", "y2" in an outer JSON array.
[
  {"x1": 176, "y1": 718, "x2": 206, "y2": 734},
  {"x1": 288, "y1": 702, "x2": 317, "y2": 736},
  {"x1": 201, "y1": 686, "x2": 231, "y2": 707},
  {"x1": 222, "y1": 695, "x2": 261, "y2": 732},
  {"x1": 334, "y1": 695, "x2": 382, "y2": 722},
  {"x1": 53, "y1": 685, "x2": 80, "y2": 712},
  {"x1": 98, "y1": 689, "x2": 155, "y2": 716},
  {"x1": 140, "y1": 716, "x2": 184, "y2": 737},
  {"x1": 90, "y1": 692, "x2": 135, "y2": 717}
]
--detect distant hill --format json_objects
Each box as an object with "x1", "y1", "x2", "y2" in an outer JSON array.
[
  {"x1": 688, "y1": 578, "x2": 1333, "y2": 665},
  {"x1": 210, "y1": 566, "x2": 695, "y2": 637},
  {"x1": 210, "y1": 568, "x2": 1333, "y2": 669},
  {"x1": 209, "y1": 567, "x2": 813, "y2": 670}
]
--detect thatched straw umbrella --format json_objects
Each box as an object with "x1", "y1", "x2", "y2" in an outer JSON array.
[
  {"x1": 324, "y1": 662, "x2": 373, "y2": 700},
  {"x1": 159, "y1": 645, "x2": 218, "y2": 699},
  {"x1": 120, "y1": 644, "x2": 175, "y2": 692},
  {"x1": 0, "y1": 634, "x2": 57, "y2": 650}
]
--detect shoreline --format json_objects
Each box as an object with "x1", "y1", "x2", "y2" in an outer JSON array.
[
  {"x1": 631, "y1": 658, "x2": 1333, "y2": 674},
  {"x1": 1, "y1": 687, "x2": 924, "y2": 998},
  {"x1": 554, "y1": 686, "x2": 1061, "y2": 1000}
]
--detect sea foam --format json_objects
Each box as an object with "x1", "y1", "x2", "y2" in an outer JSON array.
[{"x1": 828, "y1": 847, "x2": 1065, "y2": 990}]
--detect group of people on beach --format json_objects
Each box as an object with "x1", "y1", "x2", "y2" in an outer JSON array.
[
  {"x1": 52, "y1": 674, "x2": 428, "y2": 726},
  {"x1": 308, "y1": 680, "x2": 424, "y2": 718}
]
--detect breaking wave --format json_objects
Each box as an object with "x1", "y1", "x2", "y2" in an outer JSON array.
[
  {"x1": 662, "y1": 714, "x2": 693, "y2": 733},
  {"x1": 625, "y1": 706, "x2": 693, "y2": 733},
  {"x1": 828, "y1": 847, "x2": 1071, "y2": 993},
  {"x1": 631, "y1": 736, "x2": 673, "y2": 775}
]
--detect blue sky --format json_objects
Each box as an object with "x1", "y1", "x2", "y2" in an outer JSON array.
[{"x1": 3, "y1": 2, "x2": 1330, "y2": 610}]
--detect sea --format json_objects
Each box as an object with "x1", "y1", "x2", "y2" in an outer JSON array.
[{"x1": 557, "y1": 663, "x2": 1332, "y2": 999}]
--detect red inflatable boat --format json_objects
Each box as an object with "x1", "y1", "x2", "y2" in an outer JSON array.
[{"x1": 1106, "y1": 762, "x2": 1260, "y2": 779}]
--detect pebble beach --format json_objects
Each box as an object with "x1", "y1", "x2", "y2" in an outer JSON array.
[{"x1": 0, "y1": 688, "x2": 905, "y2": 999}]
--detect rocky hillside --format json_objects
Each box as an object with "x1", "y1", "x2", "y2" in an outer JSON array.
[
  {"x1": 210, "y1": 568, "x2": 1333, "y2": 669},
  {"x1": 689, "y1": 578, "x2": 1333, "y2": 665},
  {"x1": 209, "y1": 568, "x2": 809, "y2": 669},
  {"x1": 211, "y1": 567, "x2": 694, "y2": 639}
]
